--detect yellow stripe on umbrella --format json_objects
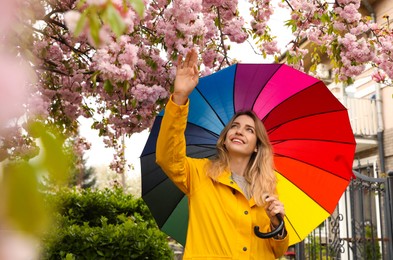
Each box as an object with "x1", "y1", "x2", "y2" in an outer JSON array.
[{"x1": 277, "y1": 173, "x2": 331, "y2": 246}]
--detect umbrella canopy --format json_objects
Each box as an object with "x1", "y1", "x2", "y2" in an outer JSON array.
[{"x1": 141, "y1": 63, "x2": 356, "y2": 246}]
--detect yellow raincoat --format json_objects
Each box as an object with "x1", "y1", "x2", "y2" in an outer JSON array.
[{"x1": 156, "y1": 97, "x2": 289, "y2": 259}]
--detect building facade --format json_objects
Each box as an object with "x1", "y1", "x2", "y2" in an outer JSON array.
[{"x1": 290, "y1": 0, "x2": 393, "y2": 259}]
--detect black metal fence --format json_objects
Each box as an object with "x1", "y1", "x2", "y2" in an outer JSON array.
[{"x1": 293, "y1": 168, "x2": 393, "y2": 260}]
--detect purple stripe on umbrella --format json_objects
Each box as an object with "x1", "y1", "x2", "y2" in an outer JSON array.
[{"x1": 234, "y1": 64, "x2": 282, "y2": 112}]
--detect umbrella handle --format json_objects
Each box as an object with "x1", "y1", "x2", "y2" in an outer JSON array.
[{"x1": 254, "y1": 214, "x2": 284, "y2": 239}]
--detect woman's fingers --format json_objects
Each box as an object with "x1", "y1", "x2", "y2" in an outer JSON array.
[
  {"x1": 265, "y1": 196, "x2": 285, "y2": 217},
  {"x1": 183, "y1": 49, "x2": 197, "y2": 68},
  {"x1": 177, "y1": 54, "x2": 184, "y2": 69},
  {"x1": 184, "y1": 49, "x2": 190, "y2": 67},
  {"x1": 184, "y1": 50, "x2": 191, "y2": 68},
  {"x1": 189, "y1": 49, "x2": 198, "y2": 67}
]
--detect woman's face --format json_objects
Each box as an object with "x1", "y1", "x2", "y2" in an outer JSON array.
[{"x1": 224, "y1": 114, "x2": 258, "y2": 157}]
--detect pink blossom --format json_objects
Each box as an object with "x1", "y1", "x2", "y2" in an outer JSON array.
[
  {"x1": 349, "y1": 23, "x2": 369, "y2": 35},
  {"x1": 48, "y1": 44, "x2": 64, "y2": 62},
  {"x1": 340, "y1": 4, "x2": 361, "y2": 23},
  {"x1": 203, "y1": 0, "x2": 225, "y2": 8},
  {"x1": 262, "y1": 41, "x2": 279, "y2": 55},
  {"x1": 307, "y1": 27, "x2": 323, "y2": 45},
  {"x1": 97, "y1": 25, "x2": 113, "y2": 45},
  {"x1": 92, "y1": 37, "x2": 139, "y2": 83},
  {"x1": 251, "y1": 18, "x2": 268, "y2": 35},
  {"x1": 202, "y1": 14, "x2": 217, "y2": 40},
  {"x1": 201, "y1": 66, "x2": 213, "y2": 77},
  {"x1": 333, "y1": 21, "x2": 346, "y2": 32},
  {"x1": 202, "y1": 49, "x2": 216, "y2": 68},
  {"x1": 157, "y1": 0, "x2": 169, "y2": 8},
  {"x1": 223, "y1": 17, "x2": 247, "y2": 43},
  {"x1": 336, "y1": 0, "x2": 361, "y2": 7},
  {"x1": 27, "y1": 93, "x2": 50, "y2": 117},
  {"x1": 131, "y1": 84, "x2": 168, "y2": 104},
  {"x1": 371, "y1": 70, "x2": 387, "y2": 83}
]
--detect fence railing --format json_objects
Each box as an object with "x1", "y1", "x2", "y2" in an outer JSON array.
[{"x1": 294, "y1": 169, "x2": 393, "y2": 260}]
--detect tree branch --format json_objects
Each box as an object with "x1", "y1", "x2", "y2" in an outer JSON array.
[{"x1": 216, "y1": 7, "x2": 231, "y2": 70}]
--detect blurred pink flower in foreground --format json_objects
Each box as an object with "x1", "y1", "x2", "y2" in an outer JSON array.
[
  {"x1": 0, "y1": 54, "x2": 33, "y2": 126},
  {"x1": 0, "y1": 0, "x2": 34, "y2": 127},
  {"x1": 0, "y1": 0, "x2": 15, "y2": 37},
  {"x1": 0, "y1": 231, "x2": 39, "y2": 260}
]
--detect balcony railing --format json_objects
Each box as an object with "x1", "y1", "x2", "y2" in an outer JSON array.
[{"x1": 344, "y1": 97, "x2": 378, "y2": 136}]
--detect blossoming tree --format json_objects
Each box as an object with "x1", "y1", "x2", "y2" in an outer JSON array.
[{"x1": 1, "y1": 0, "x2": 392, "y2": 172}]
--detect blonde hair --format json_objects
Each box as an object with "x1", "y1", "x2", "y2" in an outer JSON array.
[{"x1": 207, "y1": 111, "x2": 277, "y2": 206}]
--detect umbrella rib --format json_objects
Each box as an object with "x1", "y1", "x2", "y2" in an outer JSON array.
[
  {"x1": 271, "y1": 138, "x2": 355, "y2": 146},
  {"x1": 246, "y1": 64, "x2": 284, "y2": 109},
  {"x1": 274, "y1": 154, "x2": 352, "y2": 182},
  {"x1": 266, "y1": 109, "x2": 349, "y2": 135},
  {"x1": 192, "y1": 144, "x2": 218, "y2": 149},
  {"x1": 275, "y1": 166, "x2": 337, "y2": 216},
  {"x1": 161, "y1": 194, "x2": 185, "y2": 226},
  {"x1": 141, "y1": 120, "x2": 219, "y2": 157},
  {"x1": 144, "y1": 186, "x2": 185, "y2": 228},
  {"x1": 142, "y1": 175, "x2": 167, "y2": 194},
  {"x1": 186, "y1": 121, "x2": 221, "y2": 138},
  {"x1": 283, "y1": 215, "x2": 302, "y2": 243},
  {"x1": 194, "y1": 87, "x2": 226, "y2": 127},
  {"x1": 261, "y1": 80, "x2": 345, "y2": 123}
]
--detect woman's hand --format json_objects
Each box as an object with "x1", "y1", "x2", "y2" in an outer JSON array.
[
  {"x1": 173, "y1": 49, "x2": 199, "y2": 105},
  {"x1": 264, "y1": 195, "x2": 285, "y2": 228}
]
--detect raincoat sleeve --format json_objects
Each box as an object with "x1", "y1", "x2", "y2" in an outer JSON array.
[
  {"x1": 270, "y1": 228, "x2": 290, "y2": 258},
  {"x1": 156, "y1": 96, "x2": 199, "y2": 195}
]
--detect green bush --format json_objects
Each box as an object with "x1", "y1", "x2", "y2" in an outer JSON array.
[
  {"x1": 364, "y1": 224, "x2": 381, "y2": 260},
  {"x1": 40, "y1": 188, "x2": 173, "y2": 259}
]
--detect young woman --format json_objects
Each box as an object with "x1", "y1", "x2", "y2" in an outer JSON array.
[{"x1": 156, "y1": 49, "x2": 289, "y2": 259}]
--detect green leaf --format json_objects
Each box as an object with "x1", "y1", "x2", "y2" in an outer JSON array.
[
  {"x1": 2, "y1": 162, "x2": 50, "y2": 235},
  {"x1": 40, "y1": 132, "x2": 70, "y2": 186},
  {"x1": 105, "y1": 4, "x2": 126, "y2": 37},
  {"x1": 104, "y1": 80, "x2": 114, "y2": 95},
  {"x1": 131, "y1": 99, "x2": 137, "y2": 108},
  {"x1": 74, "y1": 11, "x2": 88, "y2": 37},
  {"x1": 346, "y1": 77, "x2": 354, "y2": 85},
  {"x1": 284, "y1": 19, "x2": 297, "y2": 33},
  {"x1": 91, "y1": 70, "x2": 101, "y2": 89},
  {"x1": 321, "y1": 13, "x2": 330, "y2": 23},
  {"x1": 128, "y1": 0, "x2": 145, "y2": 18},
  {"x1": 28, "y1": 121, "x2": 71, "y2": 186},
  {"x1": 123, "y1": 81, "x2": 130, "y2": 92},
  {"x1": 76, "y1": 0, "x2": 87, "y2": 9},
  {"x1": 88, "y1": 10, "x2": 102, "y2": 46}
]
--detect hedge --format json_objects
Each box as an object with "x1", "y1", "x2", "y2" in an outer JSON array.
[{"x1": 40, "y1": 188, "x2": 173, "y2": 259}]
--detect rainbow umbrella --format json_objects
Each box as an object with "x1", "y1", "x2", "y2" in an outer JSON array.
[{"x1": 141, "y1": 63, "x2": 356, "y2": 246}]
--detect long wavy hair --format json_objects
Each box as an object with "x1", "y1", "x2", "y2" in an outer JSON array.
[{"x1": 206, "y1": 110, "x2": 277, "y2": 206}]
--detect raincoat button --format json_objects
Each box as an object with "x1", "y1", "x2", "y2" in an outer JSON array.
[
  {"x1": 230, "y1": 181, "x2": 234, "y2": 184},
  {"x1": 243, "y1": 247, "x2": 247, "y2": 251},
  {"x1": 244, "y1": 211, "x2": 248, "y2": 215}
]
